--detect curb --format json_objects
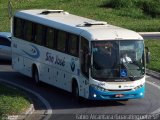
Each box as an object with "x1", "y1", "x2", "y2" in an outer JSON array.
[
  {"x1": 146, "y1": 69, "x2": 160, "y2": 79},
  {"x1": 138, "y1": 32, "x2": 160, "y2": 35},
  {"x1": 138, "y1": 32, "x2": 160, "y2": 39},
  {"x1": 7, "y1": 104, "x2": 34, "y2": 120}
]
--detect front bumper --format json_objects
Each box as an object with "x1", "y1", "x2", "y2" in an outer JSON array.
[{"x1": 88, "y1": 85, "x2": 145, "y2": 100}]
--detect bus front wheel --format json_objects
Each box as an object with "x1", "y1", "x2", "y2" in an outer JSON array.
[
  {"x1": 72, "y1": 81, "x2": 84, "y2": 104},
  {"x1": 72, "y1": 81, "x2": 83, "y2": 103},
  {"x1": 72, "y1": 82, "x2": 79, "y2": 97}
]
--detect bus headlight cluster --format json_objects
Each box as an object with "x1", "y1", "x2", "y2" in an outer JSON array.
[{"x1": 91, "y1": 84, "x2": 108, "y2": 92}]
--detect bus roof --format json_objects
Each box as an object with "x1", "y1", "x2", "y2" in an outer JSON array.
[{"x1": 14, "y1": 9, "x2": 143, "y2": 41}]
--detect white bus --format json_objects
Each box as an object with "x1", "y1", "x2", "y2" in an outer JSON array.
[{"x1": 12, "y1": 9, "x2": 146, "y2": 101}]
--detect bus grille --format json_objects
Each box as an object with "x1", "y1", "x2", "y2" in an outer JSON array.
[{"x1": 107, "y1": 89, "x2": 132, "y2": 92}]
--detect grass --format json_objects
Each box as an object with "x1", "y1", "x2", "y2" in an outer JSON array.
[
  {"x1": 0, "y1": 83, "x2": 30, "y2": 119},
  {"x1": 0, "y1": 0, "x2": 160, "y2": 32},
  {"x1": 104, "y1": 0, "x2": 160, "y2": 18}
]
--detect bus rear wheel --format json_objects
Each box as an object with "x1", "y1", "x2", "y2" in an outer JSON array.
[{"x1": 32, "y1": 67, "x2": 40, "y2": 85}]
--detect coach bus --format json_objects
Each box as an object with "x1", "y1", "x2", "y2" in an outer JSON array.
[{"x1": 12, "y1": 9, "x2": 146, "y2": 101}]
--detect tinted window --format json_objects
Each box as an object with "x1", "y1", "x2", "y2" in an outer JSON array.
[
  {"x1": 35, "y1": 24, "x2": 43, "y2": 45},
  {"x1": 14, "y1": 17, "x2": 23, "y2": 39},
  {"x1": 45, "y1": 27, "x2": 54, "y2": 49},
  {"x1": 57, "y1": 30, "x2": 67, "y2": 52},
  {"x1": 0, "y1": 37, "x2": 11, "y2": 46},
  {"x1": 68, "y1": 34, "x2": 79, "y2": 56},
  {"x1": 81, "y1": 37, "x2": 89, "y2": 53},
  {"x1": 23, "y1": 21, "x2": 33, "y2": 41}
]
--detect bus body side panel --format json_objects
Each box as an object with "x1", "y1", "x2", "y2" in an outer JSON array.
[
  {"x1": 12, "y1": 38, "x2": 32, "y2": 77},
  {"x1": 12, "y1": 53, "x2": 24, "y2": 74},
  {"x1": 34, "y1": 45, "x2": 81, "y2": 93},
  {"x1": 78, "y1": 75, "x2": 90, "y2": 99},
  {"x1": 12, "y1": 37, "x2": 83, "y2": 94}
]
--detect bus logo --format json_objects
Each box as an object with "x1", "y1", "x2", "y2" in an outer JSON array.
[
  {"x1": 120, "y1": 69, "x2": 127, "y2": 77},
  {"x1": 22, "y1": 45, "x2": 40, "y2": 59},
  {"x1": 70, "y1": 58, "x2": 75, "y2": 72}
]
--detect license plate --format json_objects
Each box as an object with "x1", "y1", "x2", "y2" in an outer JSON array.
[{"x1": 115, "y1": 94, "x2": 124, "y2": 98}]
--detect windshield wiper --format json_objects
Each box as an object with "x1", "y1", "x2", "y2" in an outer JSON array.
[{"x1": 128, "y1": 74, "x2": 137, "y2": 81}]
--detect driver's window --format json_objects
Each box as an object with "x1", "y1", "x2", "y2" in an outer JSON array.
[{"x1": 80, "y1": 37, "x2": 89, "y2": 78}]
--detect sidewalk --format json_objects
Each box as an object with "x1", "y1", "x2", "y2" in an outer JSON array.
[
  {"x1": 138, "y1": 32, "x2": 160, "y2": 34},
  {"x1": 146, "y1": 69, "x2": 160, "y2": 79}
]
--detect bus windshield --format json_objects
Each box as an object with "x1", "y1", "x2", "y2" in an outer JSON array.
[{"x1": 91, "y1": 40, "x2": 145, "y2": 81}]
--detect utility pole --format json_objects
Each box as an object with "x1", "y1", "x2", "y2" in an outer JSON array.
[{"x1": 8, "y1": 0, "x2": 13, "y2": 19}]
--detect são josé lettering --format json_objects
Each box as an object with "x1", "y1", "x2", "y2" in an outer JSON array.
[{"x1": 46, "y1": 52, "x2": 65, "y2": 66}]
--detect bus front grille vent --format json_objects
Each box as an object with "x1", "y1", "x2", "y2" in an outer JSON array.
[{"x1": 107, "y1": 89, "x2": 132, "y2": 92}]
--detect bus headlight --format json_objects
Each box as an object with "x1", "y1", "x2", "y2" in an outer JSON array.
[{"x1": 91, "y1": 84, "x2": 108, "y2": 92}]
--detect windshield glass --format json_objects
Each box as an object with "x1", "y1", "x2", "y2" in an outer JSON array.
[{"x1": 91, "y1": 40, "x2": 145, "y2": 81}]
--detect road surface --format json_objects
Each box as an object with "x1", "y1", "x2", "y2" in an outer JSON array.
[{"x1": 0, "y1": 62, "x2": 160, "y2": 120}]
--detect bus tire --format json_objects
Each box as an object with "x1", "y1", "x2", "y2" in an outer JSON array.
[
  {"x1": 32, "y1": 66, "x2": 40, "y2": 85},
  {"x1": 72, "y1": 80, "x2": 85, "y2": 104},
  {"x1": 72, "y1": 81, "x2": 82, "y2": 103},
  {"x1": 72, "y1": 81, "x2": 79, "y2": 98}
]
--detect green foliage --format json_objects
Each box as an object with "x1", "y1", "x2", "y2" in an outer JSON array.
[
  {"x1": 115, "y1": 8, "x2": 145, "y2": 19},
  {"x1": 105, "y1": 0, "x2": 135, "y2": 9},
  {"x1": 105, "y1": 0, "x2": 160, "y2": 18},
  {"x1": 139, "y1": 0, "x2": 160, "y2": 18}
]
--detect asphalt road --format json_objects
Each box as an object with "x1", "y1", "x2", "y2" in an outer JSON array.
[{"x1": 0, "y1": 62, "x2": 160, "y2": 120}]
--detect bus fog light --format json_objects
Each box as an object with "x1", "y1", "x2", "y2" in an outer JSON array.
[{"x1": 93, "y1": 94, "x2": 97, "y2": 98}]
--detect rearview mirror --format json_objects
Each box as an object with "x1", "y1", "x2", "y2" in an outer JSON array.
[{"x1": 145, "y1": 47, "x2": 150, "y2": 64}]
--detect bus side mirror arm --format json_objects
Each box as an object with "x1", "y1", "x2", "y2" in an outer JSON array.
[{"x1": 145, "y1": 47, "x2": 150, "y2": 64}]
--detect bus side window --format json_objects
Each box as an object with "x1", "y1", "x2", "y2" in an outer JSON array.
[
  {"x1": 14, "y1": 17, "x2": 23, "y2": 39},
  {"x1": 34, "y1": 24, "x2": 44, "y2": 45},
  {"x1": 45, "y1": 27, "x2": 55, "y2": 49},
  {"x1": 68, "y1": 34, "x2": 79, "y2": 57},
  {"x1": 57, "y1": 30, "x2": 67, "y2": 52},
  {"x1": 80, "y1": 37, "x2": 89, "y2": 78},
  {"x1": 23, "y1": 21, "x2": 33, "y2": 41}
]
